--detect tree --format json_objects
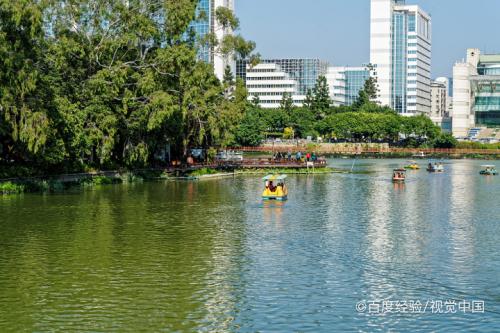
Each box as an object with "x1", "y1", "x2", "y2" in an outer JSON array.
[
  {"x1": 311, "y1": 75, "x2": 332, "y2": 120},
  {"x1": 352, "y1": 64, "x2": 380, "y2": 111},
  {"x1": 251, "y1": 94, "x2": 261, "y2": 107},
  {"x1": 364, "y1": 63, "x2": 379, "y2": 101},
  {"x1": 283, "y1": 127, "x2": 294, "y2": 139},
  {"x1": 223, "y1": 65, "x2": 235, "y2": 86},
  {"x1": 304, "y1": 89, "x2": 314, "y2": 109},
  {"x1": 0, "y1": 0, "x2": 258, "y2": 173},
  {"x1": 0, "y1": 0, "x2": 52, "y2": 163},
  {"x1": 280, "y1": 92, "x2": 294, "y2": 113},
  {"x1": 432, "y1": 132, "x2": 458, "y2": 148},
  {"x1": 235, "y1": 104, "x2": 266, "y2": 146}
]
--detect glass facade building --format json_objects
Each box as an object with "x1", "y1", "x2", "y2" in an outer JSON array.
[
  {"x1": 190, "y1": 0, "x2": 213, "y2": 63},
  {"x1": 472, "y1": 58, "x2": 500, "y2": 126},
  {"x1": 452, "y1": 50, "x2": 500, "y2": 136},
  {"x1": 345, "y1": 69, "x2": 370, "y2": 105},
  {"x1": 189, "y1": 0, "x2": 234, "y2": 81},
  {"x1": 472, "y1": 55, "x2": 500, "y2": 126},
  {"x1": 237, "y1": 59, "x2": 329, "y2": 95},
  {"x1": 327, "y1": 67, "x2": 370, "y2": 106},
  {"x1": 392, "y1": 12, "x2": 408, "y2": 113},
  {"x1": 370, "y1": 0, "x2": 432, "y2": 115}
]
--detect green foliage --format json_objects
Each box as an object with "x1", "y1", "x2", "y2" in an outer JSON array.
[
  {"x1": 304, "y1": 89, "x2": 314, "y2": 109},
  {"x1": 0, "y1": 182, "x2": 25, "y2": 194},
  {"x1": 431, "y1": 132, "x2": 458, "y2": 148},
  {"x1": 235, "y1": 104, "x2": 266, "y2": 146},
  {"x1": 456, "y1": 141, "x2": 500, "y2": 150},
  {"x1": 364, "y1": 63, "x2": 379, "y2": 101},
  {"x1": 311, "y1": 76, "x2": 332, "y2": 120},
  {"x1": 188, "y1": 167, "x2": 221, "y2": 177},
  {"x1": 223, "y1": 65, "x2": 235, "y2": 86},
  {"x1": 283, "y1": 127, "x2": 294, "y2": 139},
  {"x1": 280, "y1": 92, "x2": 294, "y2": 113},
  {"x1": 319, "y1": 112, "x2": 402, "y2": 141},
  {"x1": 0, "y1": 0, "x2": 256, "y2": 173}
]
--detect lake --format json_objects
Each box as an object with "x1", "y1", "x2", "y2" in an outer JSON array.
[{"x1": 1, "y1": 159, "x2": 499, "y2": 332}]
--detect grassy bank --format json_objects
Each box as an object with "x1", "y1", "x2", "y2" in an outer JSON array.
[{"x1": 0, "y1": 175, "x2": 123, "y2": 195}]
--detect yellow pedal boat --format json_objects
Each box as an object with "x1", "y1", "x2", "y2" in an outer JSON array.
[
  {"x1": 404, "y1": 160, "x2": 420, "y2": 170},
  {"x1": 262, "y1": 175, "x2": 288, "y2": 201}
]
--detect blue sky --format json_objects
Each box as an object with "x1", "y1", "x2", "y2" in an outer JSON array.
[{"x1": 235, "y1": 0, "x2": 500, "y2": 78}]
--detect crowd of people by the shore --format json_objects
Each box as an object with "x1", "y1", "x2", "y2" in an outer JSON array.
[{"x1": 272, "y1": 151, "x2": 322, "y2": 164}]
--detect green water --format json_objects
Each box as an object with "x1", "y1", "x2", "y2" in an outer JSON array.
[{"x1": 1, "y1": 159, "x2": 499, "y2": 332}]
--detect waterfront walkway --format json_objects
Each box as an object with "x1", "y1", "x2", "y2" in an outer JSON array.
[{"x1": 232, "y1": 146, "x2": 500, "y2": 156}]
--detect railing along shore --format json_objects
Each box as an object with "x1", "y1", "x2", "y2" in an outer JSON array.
[{"x1": 230, "y1": 146, "x2": 500, "y2": 155}]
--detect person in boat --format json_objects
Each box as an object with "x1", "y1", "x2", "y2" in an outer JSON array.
[
  {"x1": 428, "y1": 162, "x2": 433, "y2": 170},
  {"x1": 268, "y1": 181, "x2": 276, "y2": 192}
]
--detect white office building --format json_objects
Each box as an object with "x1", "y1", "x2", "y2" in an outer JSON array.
[
  {"x1": 370, "y1": 0, "x2": 432, "y2": 115},
  {"x1": 237, "y1": 59, "x2": 328, "y2": 108},
  {"x1": 244, "y1": 63, "x2": 306, "y2": 109},
  {"x1": 430, "y1": 80, "x2": 447, "y2": 126}
]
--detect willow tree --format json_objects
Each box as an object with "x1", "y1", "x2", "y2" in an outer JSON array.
[{"x1": 0, "y1": 0, "x2": 55, "y2": 163}]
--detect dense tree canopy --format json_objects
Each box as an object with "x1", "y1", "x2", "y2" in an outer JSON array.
[{"x1": 0, "y1": 0, "x2": 255, "y2": 171}]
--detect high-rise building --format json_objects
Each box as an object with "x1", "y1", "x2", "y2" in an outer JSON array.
[
  {"x1": 190, "y1": 0, "x2": 235, "y2": 81},
  {"x1": 430, "y1": 80, "x2": 447, "y2": 126},
  {"x1": 452, "y1": 48, "x2": 500, "y2": 137},
  {"x1": 370, "y1": 0, "x2": 432, "y2": 115},
  {"x1": 236, "y1": 58, "x2": 329, "y2": 108},
  {"x1": 326, "y1": 66, "x2": 370, "y2": 106}
]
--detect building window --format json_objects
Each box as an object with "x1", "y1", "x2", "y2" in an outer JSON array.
[{"x1": 408, "y1": 14, "x2": 416, "y2": 32}]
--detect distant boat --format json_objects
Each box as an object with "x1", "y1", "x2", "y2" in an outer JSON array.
[
  {"x1": 427, "y1": 162, "x2": 444, "y2": 173},
  {"x1": 404, "y1": 160, "x2": 420, "y2": 170},
  {"x1": 479, "y1": 165, "x2": 498, "y2": 176},
  {"x1": 392, "y1": 169, "x2": 407, "y2": 182},
  {"x1": 413, "y1": 151, "x2": 426, "y2": 158}
]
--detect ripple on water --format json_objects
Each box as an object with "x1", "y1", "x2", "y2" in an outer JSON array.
[{"x1": 0, "y1": 160, "x2": 499, "y2": 332}]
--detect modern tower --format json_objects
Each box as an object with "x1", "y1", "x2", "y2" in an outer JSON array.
[
  {"x1": 370, "y1": 0, "x2": 432, "y2": 115},
  {"x1": 191, "y1": 0, "x2": 235, "y2": 81}
]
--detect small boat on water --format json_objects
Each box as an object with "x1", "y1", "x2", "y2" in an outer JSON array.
[
  {"x1": 427, "y1": 162, "x2": 444, "y2": 173},
  {"x1": 404, "y1": 160, "x2": 420, "y2": 170},
  {"x1": 413, "y1": 151, "x2": 426, "y2": 159},
  {"x1": 262, "y1": 175, "x2": 288, "y2": 201},
  {"x1": 479, "y1": 165, "x2": 498, "y2": 176},
  {"x1": 392, "y1": 169, "x2": 407, "y2": 182}
]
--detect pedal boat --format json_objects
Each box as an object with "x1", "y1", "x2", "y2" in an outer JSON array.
[
  {"x1": 480, "y1": 165, "x2": 498, "y2": 176},
  {"x1": 392, "y1": 169, "x2": 407, "y2": 182},
  {"x1": 262, "y1": 175, "x2": 288, "y2": 201}
]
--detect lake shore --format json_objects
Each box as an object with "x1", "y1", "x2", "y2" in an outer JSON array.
[{"x1": 0, "y1": 166, "x2": 362, "y2": 195}]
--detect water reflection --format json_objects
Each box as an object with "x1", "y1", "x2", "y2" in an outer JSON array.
[
  {"x1": 262, "y1": 201, "x2": 285, "y2": 227},
  {"x1": 0, "y1": 160, "x2": 499, "y2": 332}
]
